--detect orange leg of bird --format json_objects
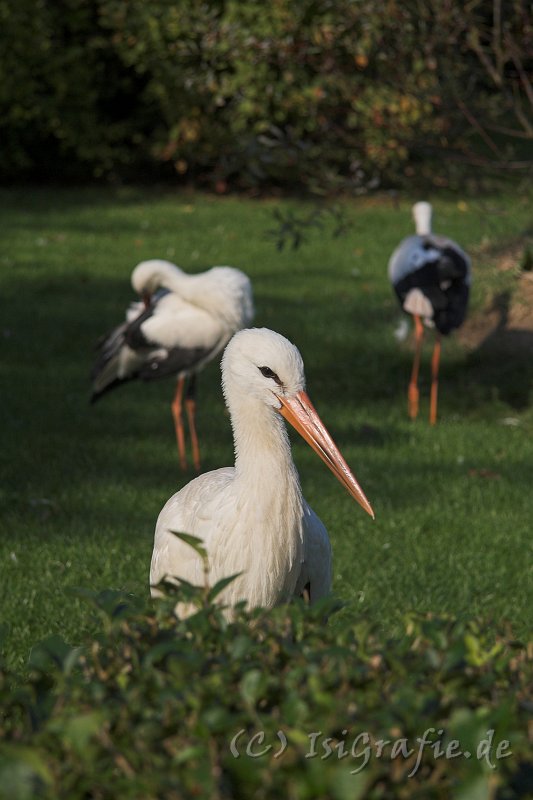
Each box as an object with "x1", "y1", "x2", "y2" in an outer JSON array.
[
  {"x1": 171, "y1": 377, "x2": 187, "y2": 471},
  {"x1": 185, "y1": 375, "x2": 201, "y2": 472},
  {"x1": 185, "y1": 397, "x2": 201, "y2": 472},
  {"x1": 408, "y1": 315, "x2": 424, "y2": 420},
  {"x1": 429, "y1": 334, "x2": 441, "y2": 425}
]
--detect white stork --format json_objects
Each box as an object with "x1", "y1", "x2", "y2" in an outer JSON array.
[
  {"x1": 150, "y1": 328, "x2": 374, "y2": 615},
  {"x1": 388, "y1": 202, "x2": 471, "y2": 423},
  {"x1": 91, "y1": 259, "x2": 254, "y2": 470}
]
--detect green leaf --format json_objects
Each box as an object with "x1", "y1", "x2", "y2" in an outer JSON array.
[
  {"x1": 49, "y1": 711, "x2": 104, "y2": 757},
  {"x1": 143, "y1": 640, "x2": 181, "y2": 667},
  {"x1": 207, "y1": 573, "x2": 242, "y2": 602},
  {"x1": 170, "y1": 531, "x2": 208, "y2": 561},
  {"x1": 455, "y1": 774, "x2": 494, "y2": 800},
  {"x1": 28, "y1": 635, "x2": 82, "y2": 674},
  {"x1": 240, "y1": 668, "x2": 263, "y2": 707},
  {"x1": 0, "y1": 746, "x2": 53, "y2": 800},
  {"x1": 230, "y1": 634, "x2": 253, "y2": 660}
]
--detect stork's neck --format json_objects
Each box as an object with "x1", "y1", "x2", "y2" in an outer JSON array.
[
  {"x1": 163, "y1": 269, "x2": 244, "y2": 331},
  {"x1": 158, "y1": 268, "x2": 192, "y2": 296},
  {"x1": 231, "y1": 397, "x2": 301, "y2": 497},
  {"x1": 225, "y1": 392, "x2": 305, "y2": 605},
  {"x1": 413, "y1": 203, "x2": 433, "y2": 236}
]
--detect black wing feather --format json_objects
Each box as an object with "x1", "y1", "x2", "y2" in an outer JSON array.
[
  {"x1": 137, "y1": 345, "x2": 216, "y2": 381},
  {"x1": 90, "y1": 289, "x2": 215, "y2": 400},
  {"x1": 394, "y1": 239, "x2": 470, "y2": 335}
]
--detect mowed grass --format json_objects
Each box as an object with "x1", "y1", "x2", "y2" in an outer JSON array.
[{"x1": 1, "y1": 186, "x2": 532, "y2": 671}]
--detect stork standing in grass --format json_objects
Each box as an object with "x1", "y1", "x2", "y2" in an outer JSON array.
[
  {"x1": 150, "y1": 328, "x2": 374, "y2": 614},
  {"x1": 91, "y1": 260, "x2": 254, "y2": 470},
  {"x1": 388, "y1": 202, "x2": 471, "y2": 424}
]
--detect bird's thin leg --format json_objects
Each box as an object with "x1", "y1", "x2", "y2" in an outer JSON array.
[
  {"x1": 185, "y1": 374, "x2": 201, "y2": 472},
  {"x1": 408, "y1": 315, "x2": 424, "y2": 420},
  {"x1": 171, "y1": 377, "x2": 187, "y2": 471},
  {"x1": 300, "y1": 583, "x2": 311, "y2": 604},
  {"x1": 429, "y1": 333, "x2": 441, "y2": 425}
]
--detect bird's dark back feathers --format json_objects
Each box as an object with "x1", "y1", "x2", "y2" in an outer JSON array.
[{"x1": 392, "y1": 238, "x2": 470, "y2": 335}]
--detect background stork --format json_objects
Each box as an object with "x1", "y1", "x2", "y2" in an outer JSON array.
[
  {"x1": 91, "y1": 259, "x2": 254, "y2": 470},
  {"x1": 388, "y1": 202, "x2": 471, "y2": 423},
  {"x1": 150, "y1": 327, "x2": 374, "y2": 615}
]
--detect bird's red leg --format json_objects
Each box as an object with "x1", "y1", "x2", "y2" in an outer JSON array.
[
  {"x1": 171, "y1": 377, "x2": 187, "y2": 471},
  {"x1": 408, "y1": 314, "x2": 424, "y2": 420},
  {"x1": 429, "y1": 333, "x2": 441, "y2": 425},
  {"x1": 185, "y1": 375, "x2": 201, "y2": 472}
]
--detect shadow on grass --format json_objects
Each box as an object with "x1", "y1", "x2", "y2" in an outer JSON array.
[
  {"x1": 0, "y1": 184, "x2": 178, "y2": 215},
  {"x1": 463, "y1": 291, "x2": 533, "y2": 410}
]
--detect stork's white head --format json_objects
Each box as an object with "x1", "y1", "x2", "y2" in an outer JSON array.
[
  {"x1": 412, "y1": 202, "x2": 433, "y2": 236},
  {"x1": 222, "y1": 328, "x2": 305, "y2": 408},
  {"x1": 222, "y1": 328, "x2": 374, "y2": 518},
  {"x1": 131, "y1": 260, "x2": 183, "y2": 297}
]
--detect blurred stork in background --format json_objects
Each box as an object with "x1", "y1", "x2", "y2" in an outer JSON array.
[
  {"x1": 388, "y1": 202, "x2": 471, "y2": 424},
  {"x1": 91, "y1": 260, "x2": 254, "y2": 470},
  {"x1": 150, "y1": 328, "x2": 374, "y2": 615}
]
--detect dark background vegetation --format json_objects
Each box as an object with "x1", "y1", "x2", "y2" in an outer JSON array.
[{"x1": 1, "y1": 0, "x2": 531, "y2": 192}]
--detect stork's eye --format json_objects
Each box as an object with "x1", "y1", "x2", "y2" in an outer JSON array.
[{"x1": 258, "y1": 366, "x2": 281, "y2": 384}]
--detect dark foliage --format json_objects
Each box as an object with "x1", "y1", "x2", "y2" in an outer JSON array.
[{"x1": 1, "y1": 0, "x2": 531, "y2": 190}]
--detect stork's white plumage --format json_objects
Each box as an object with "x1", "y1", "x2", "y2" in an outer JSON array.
[
  {"x1": 150, "y1": 328, "x2": 374, "y2": 614},
  {"x1": 91, "y1": 259, "x2": 254, "y2": 469}
]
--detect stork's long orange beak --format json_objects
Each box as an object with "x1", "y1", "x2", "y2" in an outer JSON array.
[{"x1": 278, "y1": 391, "x2": 375, "y2": 519}]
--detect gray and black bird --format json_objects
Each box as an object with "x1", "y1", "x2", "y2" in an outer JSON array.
[{"x1": 388, "y1": 202, "x2": 471, "y2": 423}]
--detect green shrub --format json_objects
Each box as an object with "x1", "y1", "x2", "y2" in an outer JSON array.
[
  {"x1": 97, "y1": 0, "x2": 444, "y2": 191},
  {"x1": 1, "y1": 1, "x2": 530, "y2": 188},
  {"x1": 0, "y1": 0, "x2": 149, "y2": 180},
  {"x1": 0, "y1": 577, "x2": 531, "y2": 799}
]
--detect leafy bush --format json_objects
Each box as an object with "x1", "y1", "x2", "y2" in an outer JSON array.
[
  {"x1": 0, "y1": 0, "x2": 150, "y2": 180},
  {"x1": 1, "y1": 0, "x2": 530, "y2": 188},
  {"x1": 96, "y1": 0, "x2": 446, "y2": 191},
  {"x1": 0, "y1": 576, "x2": 531, "y2": 800}
]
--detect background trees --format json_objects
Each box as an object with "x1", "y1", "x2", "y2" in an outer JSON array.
[{"x1": 1, "y1": 0, "x2": 531, "y2": 190}]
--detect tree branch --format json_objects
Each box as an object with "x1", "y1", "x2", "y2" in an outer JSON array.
[
  {"x1": 455, "y1": 97, "x2": 503, "y2": 158},
  {"x1": 505, "y1": 31, "x2": 533, "y2": 115}
]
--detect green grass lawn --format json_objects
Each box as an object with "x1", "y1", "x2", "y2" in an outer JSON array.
[{"x1": 1, "y1": 186, "x2": 532, "y2": 671}]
